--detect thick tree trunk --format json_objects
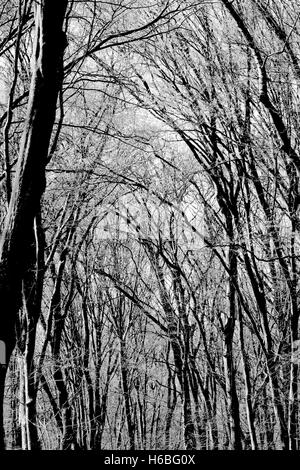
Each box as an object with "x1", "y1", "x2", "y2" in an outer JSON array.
[{"x1": 0, "y1": 0, "x2": 67, "y2": 448}]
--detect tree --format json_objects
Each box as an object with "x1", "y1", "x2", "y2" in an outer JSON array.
[{"x1": 0, "y1": 0, "x2": 68, "y2": 448}]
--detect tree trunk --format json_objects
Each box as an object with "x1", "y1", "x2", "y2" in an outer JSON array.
[
  {"x1": 223, "y1": 214, "x2": 243, "y2": 450},
  {"x1": 0, "y1": 0, "x2": 67, "y2": 448},
  {"x1": 238, "y1": 302, "x2": 258, "y2": 450},
  {"x1": 288, "y1": 302, "x2": 300, "y2": 450},
  {"x1": 120, "y1": 338, "x2": 135, "y2": 450}
]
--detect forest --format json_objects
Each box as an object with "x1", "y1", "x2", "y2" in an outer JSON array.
[{"x1": 0, "y1": 0, "x2": 300, "y2": 451}]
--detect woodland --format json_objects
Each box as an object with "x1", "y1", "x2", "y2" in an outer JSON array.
[{"x1": 0, "y1": 0, "x2": 300, "y2": 451}]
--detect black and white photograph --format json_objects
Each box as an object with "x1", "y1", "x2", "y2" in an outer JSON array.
[{"x1": 0, "y1": 0, "x2": 299, "y2": 458}]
